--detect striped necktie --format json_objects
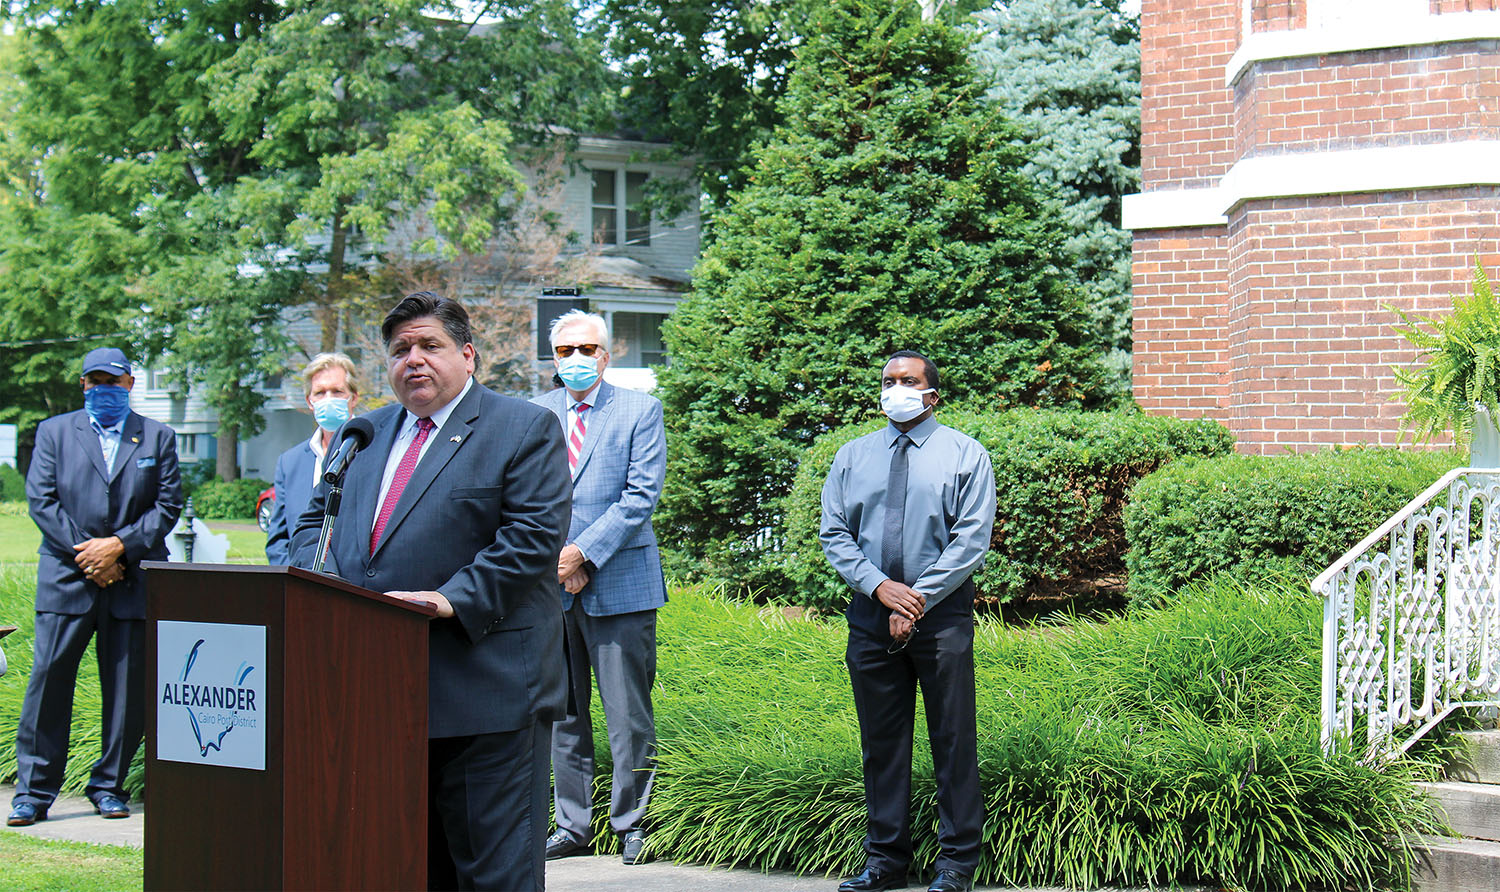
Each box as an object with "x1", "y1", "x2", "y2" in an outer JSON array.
[
  {"x1": 370, "y1": 417, "x2": 434, "y2": 553},
  {"x1": 568, "y1": 403, "x2": 590, "y2": 475}
]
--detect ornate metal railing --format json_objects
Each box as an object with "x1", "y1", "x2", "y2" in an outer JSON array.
[{"x1": 1315, "y1": 467, "x2": 1500, "y2": 761}]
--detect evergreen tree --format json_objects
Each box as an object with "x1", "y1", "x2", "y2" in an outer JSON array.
[
  {"x1": 971, "y1": 0, "x2": 1140, "y2": 402},
  {"x1": 655, "y1": 0, "x2": 1104, "y2": 586}
]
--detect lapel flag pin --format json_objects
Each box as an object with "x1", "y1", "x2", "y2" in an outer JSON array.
[{"x1": 450, "y1": 435, "x2": 462, "y2": 443}]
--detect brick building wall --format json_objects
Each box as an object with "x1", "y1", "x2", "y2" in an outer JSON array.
[{"x1": 1126, "y1": 0, "x2": 1500, "y2": 453}]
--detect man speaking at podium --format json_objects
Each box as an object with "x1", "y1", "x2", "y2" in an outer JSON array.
[{"x1": 292, "y1": 292, "x2": 570, "y2": 891}]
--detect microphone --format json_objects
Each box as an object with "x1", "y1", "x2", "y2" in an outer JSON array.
[{"x1": 322, "y1": 417, "x2": 375, "y2": 484}]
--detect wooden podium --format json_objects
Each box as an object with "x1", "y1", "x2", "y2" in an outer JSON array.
[{"x1": 142, "y1": 564, "x2": 435, "y2": 891}]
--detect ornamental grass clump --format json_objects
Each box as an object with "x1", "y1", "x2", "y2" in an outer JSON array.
[
  {"x1": 1392, "y1": 257, "x2": 1500, "y2": 445},
  {"x1": 0, "y1": 567, "x2": 146, "y2": 797},
  {"x1": 633, "y1": 567, "x2": 1440, "y2": 890}
]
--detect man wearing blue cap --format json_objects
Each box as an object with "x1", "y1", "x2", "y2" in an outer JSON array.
[{"x1": 7, "y1": 347, "x2": 183, "y2": 827}]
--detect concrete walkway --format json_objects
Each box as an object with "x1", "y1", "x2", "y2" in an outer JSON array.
[{"x1": 1, "y1": 786, "x2": 1158, "y2": 891}]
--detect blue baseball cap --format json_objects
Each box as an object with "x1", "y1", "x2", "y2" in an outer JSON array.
[{"x1": 81, "y1": 347, "x2": 132, "y2": 377}]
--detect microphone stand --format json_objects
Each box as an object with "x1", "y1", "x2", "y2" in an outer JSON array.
[{"x1": 312, "y1": 477, "x2": 344, "y2": 574}]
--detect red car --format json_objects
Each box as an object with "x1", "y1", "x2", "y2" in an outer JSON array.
[{"x1": 256, "y1": 486, "x2": 275, "y2": 532}]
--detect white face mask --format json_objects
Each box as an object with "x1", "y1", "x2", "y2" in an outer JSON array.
[{"x1": 880, "y1": 384, "x2": 934, "y2": 423}]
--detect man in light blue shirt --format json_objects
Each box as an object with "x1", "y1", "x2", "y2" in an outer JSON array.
[{"x1": 820, "y1": 351, "x2": 995, "y2": 892}]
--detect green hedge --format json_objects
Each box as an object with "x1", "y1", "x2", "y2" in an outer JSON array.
[
  {"x1": 1125, "y1": 448, "x2": 1464, "y2": 605},
  {"x1": 781, "y1": 408, "x2": 1234, "y2": 610},
  {"x1": 189, "y1": 478, "x2": 269, "y2": 520},
  {"x1": 0, "y1": 463, "x2": 24, "y2": 502}
]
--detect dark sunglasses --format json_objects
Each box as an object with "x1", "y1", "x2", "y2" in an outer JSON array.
[{"x1": 554, "y1": 344, "x2": 602, "y2": 358}]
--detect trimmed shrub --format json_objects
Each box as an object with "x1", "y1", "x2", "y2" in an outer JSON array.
[
  {"x1": 177, "y1": 460, "x2": 217, "y2": 500},
  {"x1": 781, "y1": 407, "x2": 1234, "y2": 611},
  {"x1": 0, "y1": 462, "x2": 24, "y2": 502},
  {"x1": 1125, "y1": 447, "x2": 1464, "y2": 605},
  {"x1": 189, "y1": 477, "x2": 269, "y2": 520}
]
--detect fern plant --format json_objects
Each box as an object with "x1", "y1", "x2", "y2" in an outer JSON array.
[{"x1": 1392, "y1": 257, "x2": 1500, "y2": 444}]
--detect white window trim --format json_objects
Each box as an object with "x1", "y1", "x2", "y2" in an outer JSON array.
[
  {"x1": 1225, "y1": 9, "x2": 1500, "y2": 85},
  {"x1": 1122, "y1": 140, "x2": 1500, "y2": 231},
  {"x1": 587, "y1": 166, "x2": 653, "y2": 248}
]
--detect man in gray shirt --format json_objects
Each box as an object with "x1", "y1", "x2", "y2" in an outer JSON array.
[{"x1": 820, "y1": 351, "x2": 995, "y2": 892}]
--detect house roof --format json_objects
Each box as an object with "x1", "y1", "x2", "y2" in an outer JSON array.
[{"x1": 588, "y1": 254, "x2": 690, "y2": 292}]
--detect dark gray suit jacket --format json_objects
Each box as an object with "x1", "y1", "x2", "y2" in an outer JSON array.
[
  {"x1": 290, "y1": 381, "x2": 571, "y2": 738},
  {"x1": 26, "y1": 409, "x2": 183, "y2": 619}
]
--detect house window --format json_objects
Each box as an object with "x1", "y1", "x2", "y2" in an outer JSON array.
[
  {"x1": 177, "y1": 433, "x2": 197, "y2": 457},
  {"x1": 589, "y1": 168, "x2": 651, "y2": 247},
  {"x1": 626, "y1": 172, "x2": 651, "y2": 247},
  {"x1": 591, "y1": 169, "x2": 617, "y2": 245},
  {"x1": 610, "y1": 311, "x2": 669, "y2": 368}
]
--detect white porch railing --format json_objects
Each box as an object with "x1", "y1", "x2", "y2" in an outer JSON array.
[{"x1": 1315, "y1": 467, "x2": 1500, "y2": 761}]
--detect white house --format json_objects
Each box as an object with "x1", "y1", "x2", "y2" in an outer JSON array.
[{"x1": 130, "y1": 134, "x2": 701, "y2": 481}]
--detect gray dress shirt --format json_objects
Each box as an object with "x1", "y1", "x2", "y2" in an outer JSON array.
[{"x1": 819, "y1": 413, "x2": 996, "y2": 610}]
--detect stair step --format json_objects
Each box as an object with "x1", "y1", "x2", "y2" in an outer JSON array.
[
  {"x1": 1448, "y1": 730, "x2": 1500, "y2": 784},
  {"x1": 1414, "y1": 835, "x2": 1500, "y2": 892},
  {"x1": 1419, "y1": 781, "x2": 1500, "y2": 841}
]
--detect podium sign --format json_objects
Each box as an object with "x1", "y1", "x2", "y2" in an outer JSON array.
[{"x1": 155, "y1": 621, "x2": 267, "y2": 770}]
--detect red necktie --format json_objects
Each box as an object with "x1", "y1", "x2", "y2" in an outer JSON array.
[
  {"x1": 567, "y1": 403, "x2": 590, "y2": 474},
  {"x1": 371, "y1": 417, "x2": 434, "y2": 553}
]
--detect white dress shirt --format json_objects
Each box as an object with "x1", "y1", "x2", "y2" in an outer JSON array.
[{"x1": 376, "y1": 376, "x2": 474, "y2": 509}]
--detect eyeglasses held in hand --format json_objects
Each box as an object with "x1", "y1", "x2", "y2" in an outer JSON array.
[
  {"x1": 887, "y1": 626, "x2": 918, "y2": 654},
  {"x1": 554, "y1": 344, "x2": 602, "y2": 358}
]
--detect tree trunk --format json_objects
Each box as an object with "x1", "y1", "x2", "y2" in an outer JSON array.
[
  {"x1": 216, "y1": 423, "x2": 239, "y2": 481},
  {"x1": 320, "y1": 205, "x2": 349, "y2": 353}
]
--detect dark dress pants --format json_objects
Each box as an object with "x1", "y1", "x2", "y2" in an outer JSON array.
[
  {"x1": 13, "y1": 594, "x2": 143, "y2": 808},
  {"x1": 551, "y1": 604, "x2": 657, "y2": 842},
  {"x1": 428, "y1": 721, "x2": 552, "y2": 892},
  {"x1": 845, "y1": 617, "x2": 982, "y2": 876}
]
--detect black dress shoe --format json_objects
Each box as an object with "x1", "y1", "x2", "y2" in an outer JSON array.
[
  {"x1": 927, "y1": 870, "x2": 973, "y2": 892},
  {"x1": 621, "y1": 829, "x2": 647, "y2": 865},
  {"x1": 93, "y1": 794, "x2": 130, "y2": 819},
  {"x1": 545, "y1": 830, "x2": 588, "y2": 861},
  {"x1": 838, "y1": 865, "x2": 908, "y2": 891},
  {"x1": 7, "y1": 802, "x2": 48, "y2": 826}
]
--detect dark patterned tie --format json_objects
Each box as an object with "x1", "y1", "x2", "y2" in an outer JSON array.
[{"x1": 881, "y1": 434, "x2": 911, "y2": 584}]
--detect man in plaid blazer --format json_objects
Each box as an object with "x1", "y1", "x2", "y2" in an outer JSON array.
[{"x1": 532, "y1": 310, "x2": 667, "y2": 867}]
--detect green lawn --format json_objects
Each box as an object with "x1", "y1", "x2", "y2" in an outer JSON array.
[
  {"x1": 0, "y1": 509, "x2": 268, "y2": 567},
  {"x1": 0, "y1": 833, "x2": 142, "y2": 892}
]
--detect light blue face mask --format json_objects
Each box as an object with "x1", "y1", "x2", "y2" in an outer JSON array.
[
  {"x1": 557, "y1": 353, "x2": 601, "y2": 392},
  {"x1": 311, "y1": 395, "x2": 351, "y2": 432}
]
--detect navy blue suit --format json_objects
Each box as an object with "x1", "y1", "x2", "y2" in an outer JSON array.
[
  {"x1": 264, "y1": 438, "x2": 317, "y2": 565},
  {"x1": 15, "y1": 408, "x2": 182, "y2": 809},
  {"x1": 291, "y1": 381, "x2": 570, "y2": 890}
]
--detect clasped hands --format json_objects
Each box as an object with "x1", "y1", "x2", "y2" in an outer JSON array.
[
  {"x1": 73, "y1": 537, "x2": 125, "y2": 587},
  {"x1": 875, "y1": 579, "x2": 924, "y2": 644},
  {"x1": 556, "y1": 543, "x2": 589, "y2": 595}
]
